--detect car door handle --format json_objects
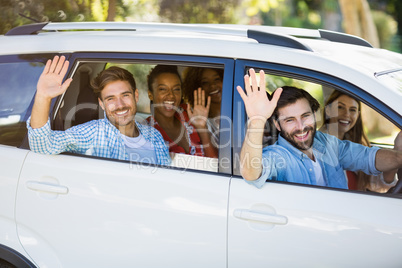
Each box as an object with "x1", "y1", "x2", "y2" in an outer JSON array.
[
  {"x1": 233, "y1": 209, "x2": 288, "y2": 225},
  {"x1": 26, "y1": 181, "x2": 69, "y2": 195}
]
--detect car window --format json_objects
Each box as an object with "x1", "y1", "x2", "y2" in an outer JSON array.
[
  {"x1": 54, "y1": 59, "x2": 226, "y2": 173},
  {"x1": 252, "y1": 70, "x2": 399, "y2": 193},
  {"x1": 0, "y1": 61, "x2": 44, "y2": 147}
]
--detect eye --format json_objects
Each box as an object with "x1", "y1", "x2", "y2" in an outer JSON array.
[{"x1": 337, "y1": 105, "x2": 345, "y2": 111}]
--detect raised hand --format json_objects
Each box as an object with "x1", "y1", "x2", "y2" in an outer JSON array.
[
  {"x1": 30, "y1": 56, "x2": 73, "y2": 129},
  {"x1": 236, "y1": 68, "x2": 282, "y2": 123},
  {"x1": 36, "y1": 55, "x2": 73, "y2": 100},
  {"x1": 187, "y1": 87, "x2": 211, "y2": 129}
]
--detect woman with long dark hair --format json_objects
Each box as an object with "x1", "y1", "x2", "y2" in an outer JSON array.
[
  {"x1": 145, "y1": 65, "x2": 217, "y2": 158},
  {"x1": 320, "y1": 90, "x2": 398, "y2": 191}
]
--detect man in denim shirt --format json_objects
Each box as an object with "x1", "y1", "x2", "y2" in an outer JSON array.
[
  {"x1": 237, "y1": 69, "x2": 401, "y2": 189},
  {"x1": 27, "y1": 56, "x2": 170, "y2": 165}
]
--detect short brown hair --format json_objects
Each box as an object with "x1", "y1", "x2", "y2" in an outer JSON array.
[
  {"x1": 273, "y1": 86, "x2": 320, "y2": 120},
  {"x1": 91, "y1": 66, "x2": 136, "y2": 98}
]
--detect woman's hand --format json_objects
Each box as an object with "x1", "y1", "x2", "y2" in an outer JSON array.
[{"x1": 187, "y1": 87, "x2": 211, "y2": 129}]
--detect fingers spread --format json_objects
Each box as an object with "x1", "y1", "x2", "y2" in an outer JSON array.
[
  {"x1": 54, "y1": 56, "x2": 66, "y2": 75},
  {"x1": 193, "y1": 89, "x2": 198, "y2": 105},
  {"x1": 187, "y1": 103, "x2": 193, "y2": 117},
  {"x1": 206, "y1": 96, "x2": 211, "y2": 111},
  {"x1": 43, "y1": 59, "x2": 52, "y2": 74},
  {"x1": 49, "y1": 56, "x2": 59, "y2": 73},
  {"x1": 271, "y1": 87, "x2": 283, "y2": 105},
  {"x1": 250, "y1": 68, "x2": 258, "y2": 92},
  {"x1": 236, "y1": 85, "x2": 247, "y2": 101},
  {"x1": 201, "y1": 89, "x2": 205, "y2": 107},
  {"x1": 259, "y1": 70, "x2": 265, "y2": 89}
]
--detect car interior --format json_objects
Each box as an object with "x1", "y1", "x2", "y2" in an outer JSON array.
[{"x1": 52, "y1": 60, "x2": 224, "y2": 172}]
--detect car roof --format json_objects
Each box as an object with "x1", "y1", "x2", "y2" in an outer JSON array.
[{"x1": 1, "y1": 22, "x2": 401, "y2": 115}]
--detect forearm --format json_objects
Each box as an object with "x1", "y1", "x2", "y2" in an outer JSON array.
[
  {"x1": 375, "y1": 149, "x2": 402, "y2": 173},
  {"x1": 30, "y1": 94, "x2": 52, "y2": 129},
  {"x1": 239, "y1": 119, "x2": 266, "y2": 181}
]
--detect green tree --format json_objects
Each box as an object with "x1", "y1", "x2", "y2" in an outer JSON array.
[
  {"x1": 158, "y1": 0, "x2": 239, "y2": 23},
  {"x1": 0, "y1": 0, "x2": 135, "y2": 35}
]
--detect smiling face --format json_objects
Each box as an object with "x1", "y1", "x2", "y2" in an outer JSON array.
[
  {"x1": 200, "y1": 68, "x2": 222, "y2": 104},
  {"x1": 274, "y1": 98, "x2": 317, "y2": 152},
  {"x1": 98, "y1": 80, "x2": 139, "y2": 135},
  {"x1": 148, "y1": 72, "x2": 182, "y2": 119},
  {"x1": 325, "y1": 94, "x2": 359, "y2": 138}
]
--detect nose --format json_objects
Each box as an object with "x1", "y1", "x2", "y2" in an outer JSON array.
[
  {"x1": 115, "y1": 96, "x2": 125, "y2": 109},
  {"x1": 296, "y1": 118, "x2": 304, "y2": 131}
]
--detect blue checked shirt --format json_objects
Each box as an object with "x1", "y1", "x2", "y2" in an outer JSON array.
[
  {"x1": 247, "y1": 131, "x2": 380, "y2": 189},
  {"x1": 27, "y1": 117, "x2": 171, "y2": 165}
]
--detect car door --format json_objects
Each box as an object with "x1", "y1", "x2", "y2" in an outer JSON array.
[
  {"x1": 0, "y1": 55, "x2": 51, "y2": 262},
  {"x1": 16, "y1": 54, "x2": 235, "y2": 267},
  {"x1": 227, "y1": 60, "x2": 402, "y2": 267}
]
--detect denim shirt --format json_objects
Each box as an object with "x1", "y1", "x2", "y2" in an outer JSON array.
[
  {"x1": 27, "y1": 117, "x2": 171, "y2": 166},
  {"x1": 248, "y1": 131, "x2": 381, "y2": 189}
]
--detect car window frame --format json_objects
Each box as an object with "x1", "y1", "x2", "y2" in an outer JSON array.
[
  {"x1": 51, "y1": 52, "x2": 235, "y2": 175},
  {"x1": 0, "y1": 53, "x2": 73, "y2": 149},
  {"x1": 233, "y1": 59, "x2": 402, "y2": 181}
]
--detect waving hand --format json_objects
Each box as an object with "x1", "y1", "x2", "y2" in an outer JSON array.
[
  {"x1": 30, "y1": 56, "x2": 73, "y2": 129},
  {"x1": 37, "y1": 55, "x2": 73, "y2": 99},
  {"x1": 236, "y1": 68, "x2": 282, "y2": 122}
]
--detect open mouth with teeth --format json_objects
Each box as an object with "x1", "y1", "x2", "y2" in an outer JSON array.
[
  {"x1": 209, "y1": 89, "x2": 220, "y2": 95},
  {"x1": 163, "y1": 101, "x2": 176, "y2": 110},
  {"x1": 338, "y1": 119, "x2": 351, "y2": 126},
  {"x1": 294, "y1": 130, "x2": 310, "y2": 141},
  {"x1": 115, "y1": 109, "x2": 129, "y2": 116}
]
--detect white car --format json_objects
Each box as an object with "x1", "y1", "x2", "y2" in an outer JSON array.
[{"x1": 0, "y1": 22, "x2": 401, "y2": 268}]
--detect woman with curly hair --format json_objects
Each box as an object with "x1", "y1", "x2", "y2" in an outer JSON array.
[
  {"x1": 145, "y1": 65, "x2": 218, "y2": 158},
  {"x1": 182, "y1": 67, "x2": 223, "y2": 147}
]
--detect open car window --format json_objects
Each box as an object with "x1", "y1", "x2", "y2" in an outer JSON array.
[
  {"x1": 0, "y1": 60, "x2": 45, "y2": 147},
  {"x1": 53, "y1": 59, "x2": 226, "y2": 173},
  {"x1": 243, "y1": 69, "x2": 399, "y2": 194}
]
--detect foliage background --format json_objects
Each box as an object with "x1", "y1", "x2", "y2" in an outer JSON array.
[{"x1": 1, "y1": 0, "x2": 401, "y2": 52}]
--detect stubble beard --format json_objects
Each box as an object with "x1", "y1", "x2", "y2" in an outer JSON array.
[{"x1": 280, "y1": 123, "x2": 317, "y2": 151}]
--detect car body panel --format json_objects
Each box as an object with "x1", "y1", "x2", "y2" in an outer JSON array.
[
  {"x1": 0, "y1": 146, "x2": 32, "y2": 262},
  {"x1": 228, "y1": 177, "x2": 402, "y2": 268},
  {"x1": 17, "y1": 152, "x2": 229, "y2": 267}
]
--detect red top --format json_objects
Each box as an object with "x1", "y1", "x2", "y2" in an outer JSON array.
[
  {"x1": 346, "y1": 170, "x2": 358, "y2": 190},
  {"x1": 146, "y1": 104, "x2": 204, "y2": 156}
]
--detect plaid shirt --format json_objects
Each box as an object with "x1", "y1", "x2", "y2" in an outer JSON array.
[{"x1": 27, "y1": 117, "x2": 171, "y2": 166}]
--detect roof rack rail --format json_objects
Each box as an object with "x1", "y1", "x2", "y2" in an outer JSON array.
[
  {"x1": 5, "y1": 22, "x2": 49, "y2": 36},
  {"x1": 318, "y1": 29, "x2": 373, "y2": 48},
  {"x1": 247, "y1": 29, "x2": 312, "y2": 51},
  {"x1": 4, "y1": 22, "x2": 313, "y2": 52}
]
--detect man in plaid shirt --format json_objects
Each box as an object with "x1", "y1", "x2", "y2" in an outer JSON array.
[{"x1": 27, "y1": 56, "x2": 170, "y2": 165}]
